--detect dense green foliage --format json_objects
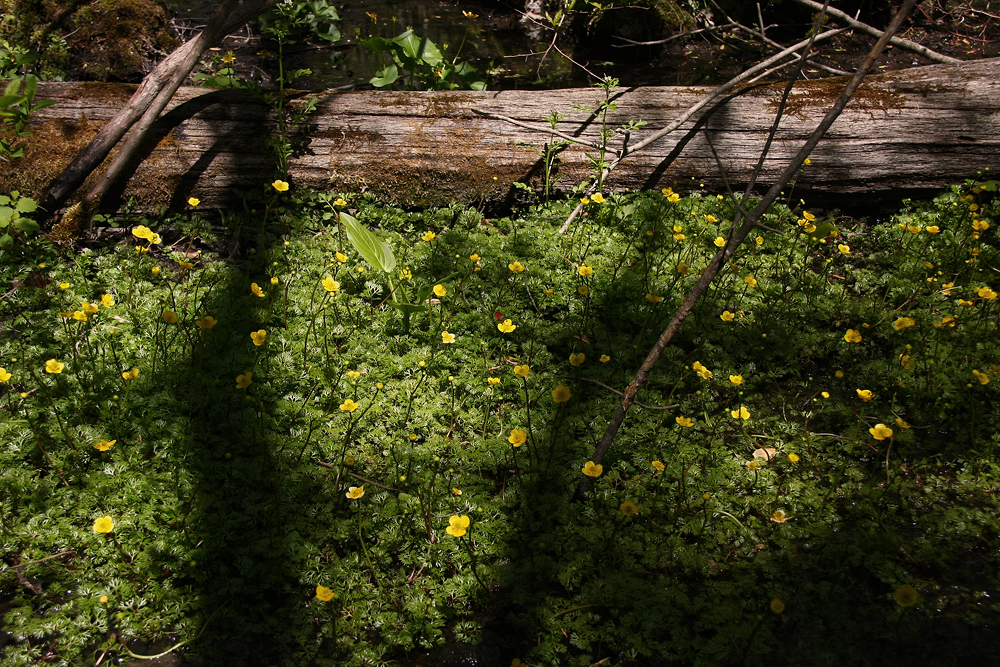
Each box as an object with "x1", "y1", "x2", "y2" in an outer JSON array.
[{"x1": 0, "y1": 179, "x2": 998, "y2": 666}]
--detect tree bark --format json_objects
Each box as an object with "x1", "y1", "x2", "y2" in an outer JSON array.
[{"x1": 7, "y1": 57, "x2": 999, "y2": 215}]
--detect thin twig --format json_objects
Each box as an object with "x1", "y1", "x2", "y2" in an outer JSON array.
[
  {"x1": 0, "y1": 550, "x2": 76, "y2": 574},
  {"x1": 571, "y1": 376, "x2": 679, "y2": 411},
  {"x1": 315, "y1": 461, "x2": 401, "y2": 493},
  {"x1": 611, "y1": 22, "x2": 737, "y2": 46},
  {"x1": 470, "y1": 109, "x2": 600, "y2": 150},
  {"x1": 574, "y1": 0, "x2": 921, "y2": 500}
]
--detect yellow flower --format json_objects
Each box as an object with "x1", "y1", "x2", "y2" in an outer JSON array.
[
  {"x1": 487, "y1": 377, "x2": 500, "y2": 385},
  {"x1": 577, "y1": 263, "x2": 595, "y2": 278},
  {"x1": 804, "y1": 223, "x2": 817, "y2": 234},
  {"x1": 441, "y1": 331, "x2": 456, "y2": 344},
  {"x1": 802, "y1": 211, "x2": 815, "y2": 221},
  {"x1": 498, "y1": 319, "x2": 516, "y2": 333},
  {"x1": 335, "y1": 252, "x2": 348, "y2": 263},
  {"x1": 514, "y1": 364, "x2": 530, "y2": 377},
  {"x1": 821, "y1": 391, "x2": 830, "y2": 398},
  {"x1": 907, "y1": 224, "x2": 922, "y2": 234},
  {"x1": 895, "y1": 418, "x2": 910, "y2": 429},
  {"x1": 346, "y1": 370, "x2": 362, "y2": 379},
  {"x1": 581, "y1": 461, "x2": 602, "y2": 477},
  {"x1": 333, "y1": 198, "x2": 347, "y2": 206},
  {"x1": 926, "y1": 225, "x2": 940, "y2": 234},
  {"x1": 972, "y1": 369, "x2": 990, "y2": 385},
  {"x1": 59, "y1": 282, "x2": 70, "y2": 290},
  {"x1": 121, "y1": 368, "x2": 139, "y2": 381},
  {"x1": 346, "y1": 486, "x2": 364, "y2": 499},
  {"x1": 895, "y1": 584, "x2": 918, "y2": 607},
  {"x1": 340, "y1": 399, "x2": 359, "y2": 412},
  {"x1": 577, "y1": 284, "x2": 589, "y2": 295},
  {"x1": 746, "y1": 460, "x2": 761, "y2": 470},
  {"x1": 315, "y1": 586, "x2": 335, "y2": 601},
  {"x1": 322, "y1": 276, "x2": 340, "y2": 293},
  {"x1": 591, "y1": 193, "x2": 606, "y2": 204},
  {"x1": 645, "y1": 293, "x2": 662, "y2": 304},
  {"x1": 977, "y1": 286, "x2": 997, "y2": 299},
  {"x1": 196, "y1": 316, "x2": 217, "y2": 329},
  {"x1": 135, "y1": 246, "x2": 149, "y2": 254},
  {"x1": 838, "y1": 244, "x2": 850, "y2": 254},
  {"x1": 600, "y1": 354, "x2": 610, "y2": 363},
  {"x1": 187, "y1": 197, "x2": 200, "y2": 207},
  {"x1": 729, "y1": 374, "x2": 743, "y2": 385},
  {"x1": 250, "y1": 283, "x2": 265, "y2": 298},
  {"x1": 620, "y1": 500, "x2": 639, "y2": 516},
  {"x1": 433, "y1": 284, "x2": 447, "y2": 297},
  {"x1": 569, "y1": 353, "x2": 585, "y2": 367},
  {"x1": 959, "y1": 299, "x2": 975, "y2": 307},
  {"x1": 972, "y1": 218, "x2": 990, "y2": 231},
  {"x1": 717, "y1": 310, "x2": 735, "y2": 323},
  {"x1": 770, "y1": 598, "x2": 786, "y2": 614},
  {"x1": 399, "y1": 268, "x2": 412, "y2": 280},
  {"x1": 72, "y1": 310, "x2": 87, "y2": 322},
  {"x1": 675, "y1": 416, "x2": 693, "y2": 427},
  {"x1": 856, "y1": 389, "x2": 874, "y2": 402},
  {"x1": 787, "y1": 452, "x2": 800, "y2": 463},
  {"x1": 82, "y1": 301, "x2": 99, "y2": 314},
  {"x1": 508, "y1": 429, "x2": 527, "y2": 446},
  {"x1": 731, "y1": 406, "x2": 750, "y2": 420},
  {"x1": 844, "y1": 329, "x2": 862, "y2": 343},
  {"x1": 692, "y1": 361, "x2": 713, "y2": 379},
  {"x1": 0, "y1": 368, "x2": 10, "y2": 383},
  {"x1": 99, "y1": 595, "x2": 109, "y2": 604},
  {"x1": 869, "y1": 423, "x2": 893, "y2": 440},
  {"x1": 132, "y1": 225, "x2": 153, "y2": 241},
  {"x1": 45, "y1": 359, "x2": 64, "y2": 374},
  {"x1": 422, "y1": 231, "x2": 436, "y2": 242},
  {"x1": 552, "y1": 385, "x2": 571, "y2": 402},
  {"x1": 470, "y1": 254, "x2": 481, "y2": 262},
  {"x1": 580, "y1": 197, "x2": 590, "y2": 205},
  {"x1": 508, "y1": 261, "x2": 525, "y2": 273},
  {"x1": 93, "y1": 516, "x2": 114, "y2": 533},
  {"x1": 272, "y1": 180, "x2": 289, "y2": 192},
  {"x1": 673, "y1": 233, "x2": 686, "y2": 241},
  {"x1": 251, "y1": 330, "x2": 267, "y2": 346},
  {"x1": 770, "y1": 510, "x2": 787, "y2": 523},
  {"x1": 452, "y1": 488, "x2": 462, "y2": 495},
  {"x1": 677, "y1": 262, "x2": 690, "y2": 275},
  {"x1": 94, "y1": 439, "x2": 116, "y2": 452},
  {"x1": 652, "y1": 460, "x2": 665, "y2": 471},
  {"x1": 835, "y1": 370, "x2": 845, "y2": 378},
  {"x1": 744, "y1": 275, "x2": 757, "y2": 287},
  {"x1": 713, "y1": 236, "x2": 726, "y2": 248},
  {"x1": 162, "y1": 310, "x2": 178, "y2": 324},
  {"x1": 667, "y1": 192, "x2": 680, "y2": 203},
  {"x1": 446, "y1": 515, "x2": 470, "y2": 537},
  {"x1": 236, "y1": 372, "x2": 253, "y2": 389},
  {"x1": 893, "y1": 317, "x2": 916, "y2": 331}
]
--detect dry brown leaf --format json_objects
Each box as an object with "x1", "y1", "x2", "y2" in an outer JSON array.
[{"x1": 753, "y1": 447, "x2": 777, "y2": 461}]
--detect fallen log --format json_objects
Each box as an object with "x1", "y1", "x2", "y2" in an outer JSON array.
[{"x1": 3, "y1": 57, "x2": 999, "y2": 214}]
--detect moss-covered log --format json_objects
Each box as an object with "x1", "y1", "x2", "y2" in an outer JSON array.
[{"x1": 4, "y1": 57, "x2": 1000, "y2": 213}]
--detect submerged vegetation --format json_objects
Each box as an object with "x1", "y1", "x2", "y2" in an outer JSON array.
[{"x1": 0, "y1": 177, "x2": 998, "y2": 665}]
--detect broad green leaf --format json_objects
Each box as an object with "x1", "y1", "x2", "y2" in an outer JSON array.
[
  {"x1": 341, "y1": 211, "x2": 396, "y2": 273},
  {"x1": 16, "y1": 197, "x2": 37, "y2": 213},
  {"x1": 370, "y1": 65, "x2": 399, "y2": 88},
  {"x1": 393, "y1": 30, "x2": 443, "y2": 66},
  {"x1": 13, "y1": 217, "x2": 38, "y2": 233}
]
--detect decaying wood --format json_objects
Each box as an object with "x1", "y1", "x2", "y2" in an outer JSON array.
[{"x1": 5, "y1": 57, "x2": 999, "y2": 214}]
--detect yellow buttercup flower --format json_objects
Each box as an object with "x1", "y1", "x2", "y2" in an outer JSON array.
[
  {"x1": 552, "y1": 385, "x2": 571, "y2": 402},
  {"x1": 645, "y1": 293, "x2": 662, "y2": 304},
  {"x1": 508, "y1": 261, "x2": 525, "y2": 273},
  {"x1": 470, "y1": 253, "x2": 481, "y2": 262},
  {"x1": 195, "y1": 316, "x2": 217, "y2": 329},
  {"x1": 93, "y1": 516, "x2": 114, "y2": 533},
  {"x1": 333, "y1": 198, "x2": 347, "y2": 206},
  {"x1": 446, "y1": 515, "x2": 470, "y2": 537},
  {"x1": 251, "y1": 330, "x2": 267, "y2": 346},
  {"x1": 162, "y1": 310, "x2": 178, "y2": 324},
  {"x1": 441, "y1": 331, "x2": 456, "y2": 344},
  {"x1": 569, "y1": 352, "x2": 585, "y2": 367},
  {"x1": 132, "y1": 225, "x2": 153, "y2": 241},
  {"x1": 322, "y1": 276, "x2": 340, "y2": 293},
  {"x1": 101, "y1": 294, "x2": 115, "y2": 308},
  {"x1": 838, "y1": 244, "x2": 850, "y2": 254},
  {"x1": 744, "y1": 275, "x2": 757, "y2": 287},
  {"x1": 346, "y1": 370, "x2": 362, "y2": 379},
  {"x1": 856, "y1": 389, "x2": 874, "y2": 402},
  {"x1": 652, "y1": 460, "x2": 665, "y2": 471},
  {"x1": 340, "y1": 399, "x2": 359, "y2": 412},
  {"x1": 675, "y1": 416, "x2": 693, "y2": 427},
  {"x1": 82, "y1": 301, "x2": 99, "y2": 314},
  {"x1": 236, "y1": 372, "x2": 253, "y2": 389},
  {"x1": 770, "y1": 510, "x2": 787, "y2": 523},
  {"x1": 315, "y1": 586, "x2": 335, "y2": 601},
  {"x1": 729, "y1": 374, "x2": 743, "y2": 385},
  {"x1": 714, "y1": 236, "x2": 726, "y2": 248},
  {"x1": 972, "y1": 218, "x2": 990, "y2": 231},
  {"x1": 250, "y1": 283, "x2": 265, "y2": 298},
  {"x1": 487, "y1": 377, "x2": 500, "y2": 385},
  {"x1": 844, "y1": 329, "x2": 862, "y2": 343},
  {"x1": 720, "y1": 310, "x2": 735, "y2": 322},
  {"x1": 498, "y1": 319, "x2": 516, "y2": 333},
  {"x1": 620, "y1": 500, "x2": 639, "y2": 516},
  {"x1": 869, "y1": 423, "x2": 893, "y2": 440},
  {"x1": 272, "y1": 180, "x2": 289, "y2": 192},
  {"x1": 514, "y1": 364, "x2": 530, "y2": 377},
  {"x1": 346, "y1": 486, "x2": 364, "y2": 499},
  {"x1": 433, "y1": 284, "x2": 447, "y2": 297},
  {"x1": 580, "y1": 197, "x2": 590, "y2": 205},
  {"x1": 578, "y1": 263, "x2": 593, "y2": 277},
  {"x1": 94, "y1": 439, "x2": 116, "y2": 452},
  {"x1": 895, "y1": 584, "x2": 918, "y2": 607},
  {"x1": 972, "y1": 369, "x2": 990, "y2": 385},
  {"x1": 187, "y1": 197, "x2": 200, "y2": 207},
  {"x1": 895, "y1": 418, "x2": 910, "y2": 429},
  {"x1": 72, "y1": 310, "x2": 87, "y2": 322},
  {"x1": 121, "y1": 368, "x2": 139, "y2": 381},
  {"x1": 770, "y1": 598, "x2": 786, "y2": 613},
  {"x1": 422, "y1": 231, "x2": 436, "y2": 242},
  {"x1": 0, "y1": 368, "x2": 10, "y2": 383},
  {"x1": 45, "y1": 359, "x2": 64, "y2": 374},
  {"x1": 925, "y1": 225, "x2": 940, "y2": 234},
  {"x1": 508, "y1": 429, "x2": 527, "y2": 446},
  {"x1": 335, "y1": 252, "x2": 348, "y2": 263},
  {"x1": 893, "y1": 317, "x2": 916, "y2": 331},
  {"x1": 599, "y1": 354, "x2": 610, "y2": 363},
  {"x1": 692, "y1": 361, "x2": 712, "y2": 379},
  {"x1": 581, "y1": 461, "x2": 602, "y2": 477},
  {"x1": 787, "y1": 453, "x2": 800, "y2": 463},
  {"x1": 577, "y1": 284, "x2": 589, "y2": 295},
  {"x1": 731, "y1": 406, "x2": 750, "y2": 420},
  {"x1": 59, "y1": 282, "x2": 70, "y2": 290},
  {"x1": 977, "y1": 286, "x2": 997, "y2": 299},
  {"x1": 591, "y1": 193, "x2": 606, "y2": 204}
]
